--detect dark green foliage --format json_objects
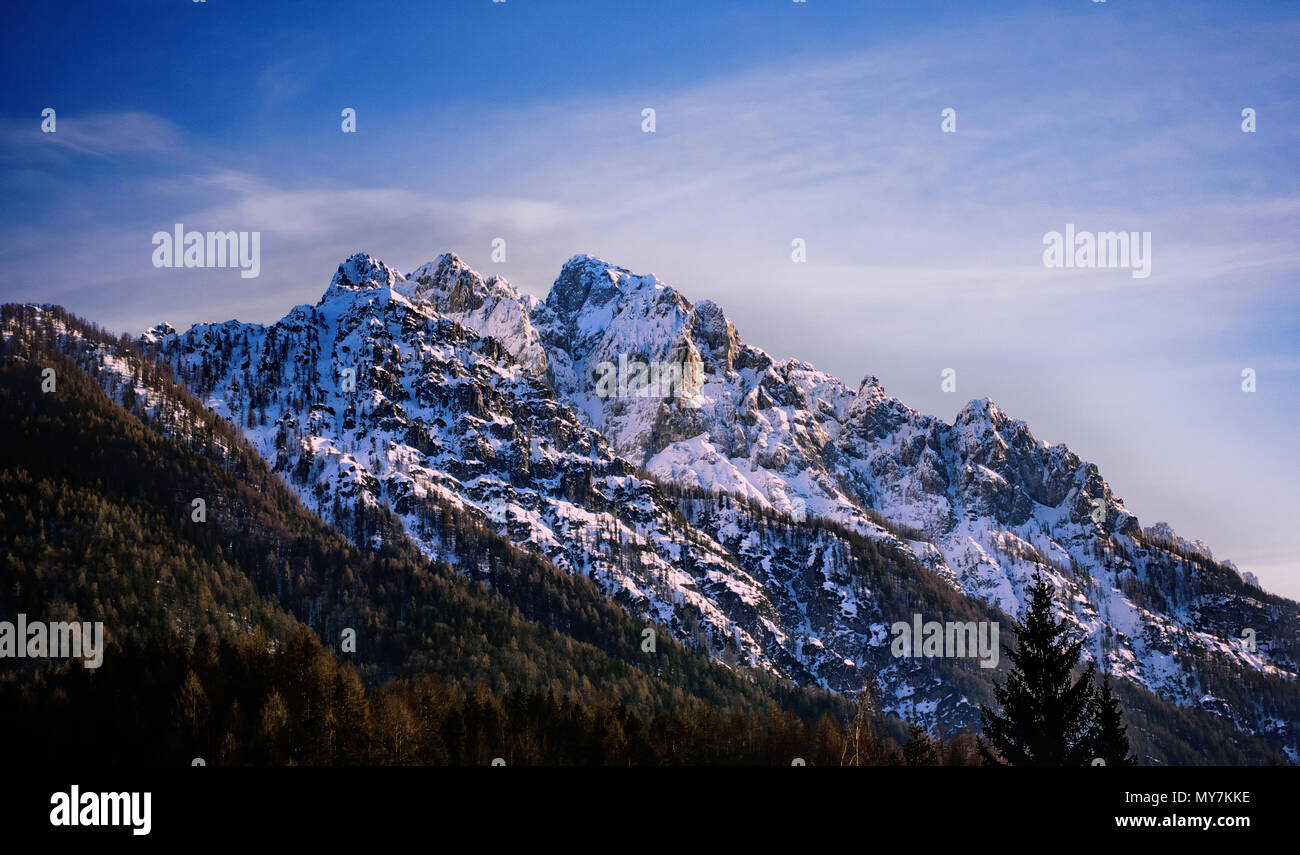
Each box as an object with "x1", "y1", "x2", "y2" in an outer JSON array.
[
  {"x1": 903, "y1": 723, "x2": 940, "y2": 766},
  {"x1": 979, "y1": 575, "x2": 1111, "y2": 766},
  {"x1": 0, "y1": 627, "x2": 946, "y2": 766},
  {"x1": 1089, "y1": 676, "x2": 1136, "y2": 766}
]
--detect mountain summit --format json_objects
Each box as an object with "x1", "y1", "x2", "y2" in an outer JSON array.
[{"x1": 137, "y1": 251, "x2": 1299, "y2": 760}]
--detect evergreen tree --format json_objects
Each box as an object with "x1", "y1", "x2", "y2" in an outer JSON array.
[
  {"x1": 1087, "y1": 675, "x2": 1136, "y2": 766},
  {"x1": 903, "y1": 723, "x2": 939, "y2": 766},
  {"x1": 979, "y1": 574, "x2": 1097, "y2": 765}
]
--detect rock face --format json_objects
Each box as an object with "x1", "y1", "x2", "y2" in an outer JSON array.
[
  {"x1": 401, "y1": 252, "x2": 549, "y2": 379},
  {"x1": 141, "y1": 251, "x2": 1300, "y2": 757}
]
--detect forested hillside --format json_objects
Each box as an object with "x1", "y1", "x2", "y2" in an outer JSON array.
[{"x1": 0, "y1": 305, "x2": 857, "y2": 750}]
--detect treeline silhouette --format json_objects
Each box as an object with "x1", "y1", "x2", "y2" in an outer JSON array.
[{"x1": 1, "y1": 628, "x2": 986, "y2": 765}]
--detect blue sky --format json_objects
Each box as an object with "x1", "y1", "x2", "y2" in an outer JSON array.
[{"x1": 2, "y1": 0, "x2": 1298, "y2": 596}]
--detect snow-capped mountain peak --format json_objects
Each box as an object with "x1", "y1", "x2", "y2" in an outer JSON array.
[
  {"x1": 134, "y1": 249, "x2": 1298, "y2": 753},
  {"x1": 323, "y1": 252, "x2": 405, "y2": 301}
]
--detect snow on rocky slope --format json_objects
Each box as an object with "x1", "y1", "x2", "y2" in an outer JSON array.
[{"x1": 135, "y1": 251, "x2": 1298, "y2": 749}]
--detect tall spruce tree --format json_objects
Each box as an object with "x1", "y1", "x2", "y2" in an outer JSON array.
[
  {"x1": 978, "y1": 574, "x2": 1099, "y2": 765},
  {"x1": 903, "y1": 723, "x2": 940, "y2": 766},
  {"x1": 1087, "y1": 675, "x2": 1136, "y2": 766}
]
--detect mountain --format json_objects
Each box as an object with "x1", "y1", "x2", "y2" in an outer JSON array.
[
  {"x1": 533, "y1": 254, "x2": 1300, "y2": 742},
  {"x1": 0, "y1": 303, "x2": 851, "y2": 724},
  {"x1": 2, "y1": 304, "x2": 882, "y2": 765},
  {"x1": 134, "y1": 252, "x2": 1299, "y2": 761}
]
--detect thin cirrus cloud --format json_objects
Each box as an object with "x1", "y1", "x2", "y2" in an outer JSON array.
[
  {"x1": 0, "y1": 110, "x2": 184, "y2": 159},
  {"x1": 0, "y1": 155, "x2": 584, "y2": 327}
]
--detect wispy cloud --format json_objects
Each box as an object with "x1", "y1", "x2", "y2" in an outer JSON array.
[
  {"x1": 0, "y1": 4, "x2": 1296, "y2": 594},
  {"x1": 254, "y1": 33, "x2": 333, "y2": 110},
  {"x1": 0, "y1": 111, "x2": 184, "y2": 159}
]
